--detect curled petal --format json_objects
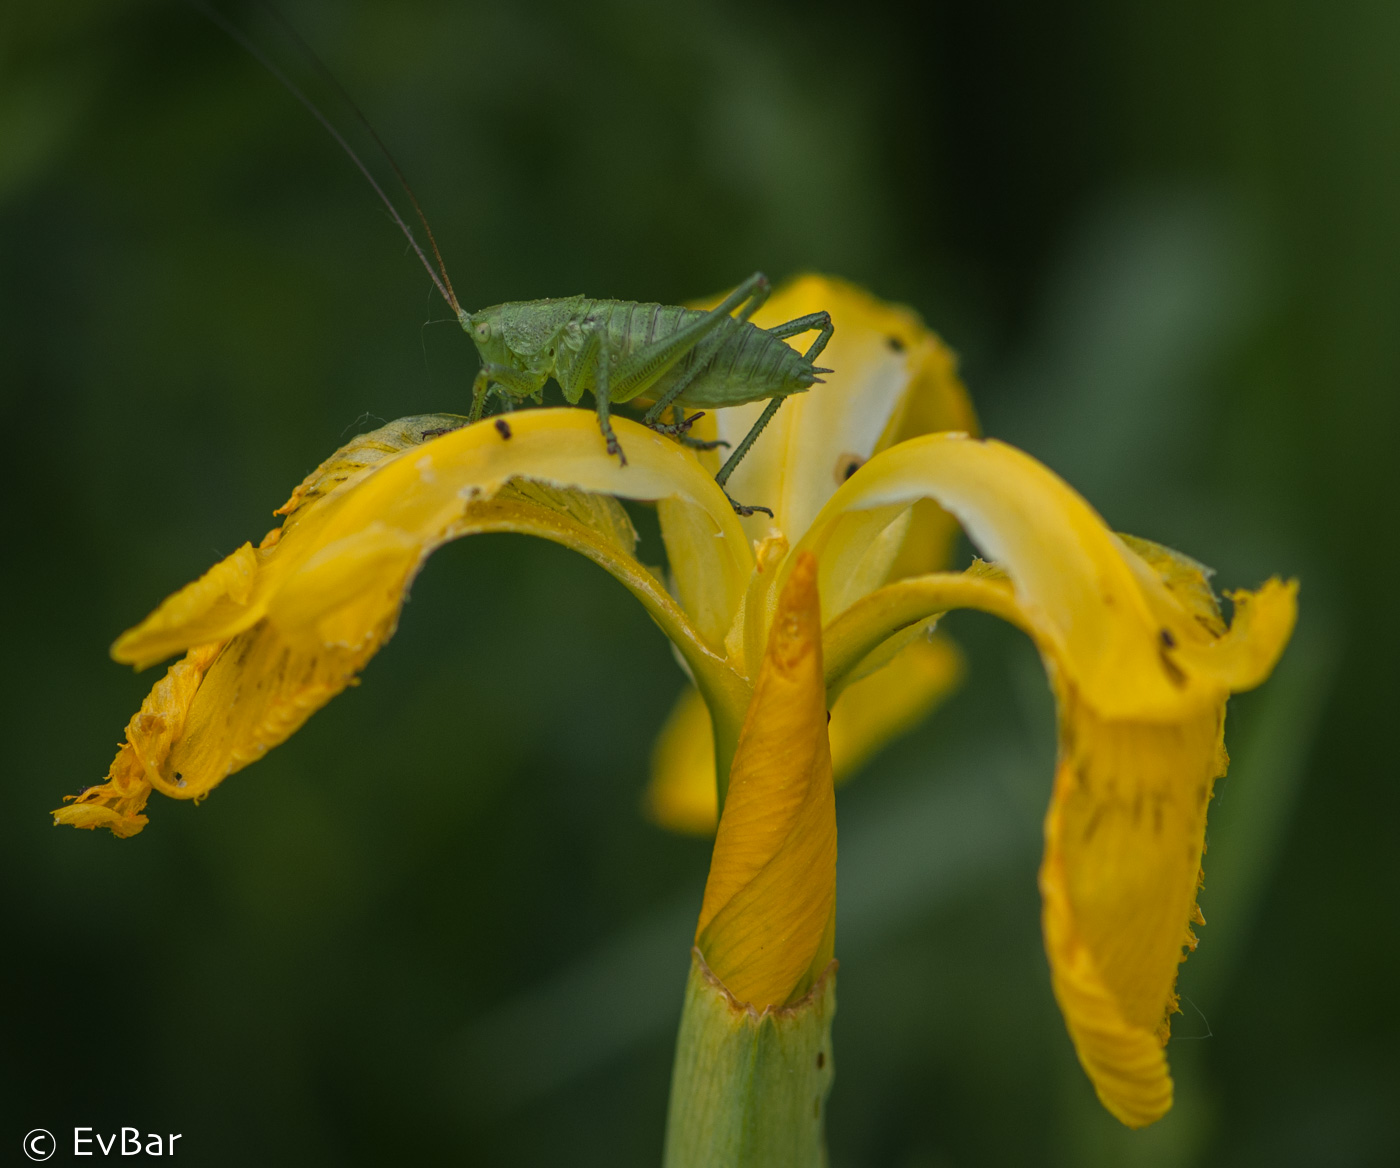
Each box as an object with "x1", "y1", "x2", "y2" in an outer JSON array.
[
  {"x1": 797, "y1": 433, "x2": 1290, "y2": 720},
  {"x1": 695, "y1": 553, "x2": 836, "y2": 1008},
  {"x1": 64, "y1": 412, "x2": 753, "y2": 833}
]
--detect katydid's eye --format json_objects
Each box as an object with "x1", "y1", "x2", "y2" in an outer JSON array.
[{"x1": 474, "y1": 320, "x2": 491, "y2": 340}]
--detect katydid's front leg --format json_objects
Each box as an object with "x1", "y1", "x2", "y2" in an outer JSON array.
[
  {"x1": 587, "y1": 327, "x2": 626, "y2": 466},
  {"x1": 470, "y1": 363, "x2": 539, "y2": 422}
]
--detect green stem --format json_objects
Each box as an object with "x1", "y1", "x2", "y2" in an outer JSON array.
[{"x1": 663, "y1": 949, "x2": 837, "y2": 1168}]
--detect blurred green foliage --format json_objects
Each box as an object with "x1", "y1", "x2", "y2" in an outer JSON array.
[{"x1": 2, "y1": 1, "x2": 1395, "y2": 1164}]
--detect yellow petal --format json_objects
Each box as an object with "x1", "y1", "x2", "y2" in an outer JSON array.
[
  {"x1": 112, "y1": 543, "x2": 260, "y2": 670},
  {"x1": 67, "y1": 411, "x2": 753, "y2": 833},
  {"x1": 828, "y1": 634, "x2": 963, "y2": 778},
  {"x1": 788, "y1": 430, "x2": 1297, "y2": 1125},
  {"x1": 1039, "y1": 689, "x2": 1224, "y2": 1128},
  {"x1": 114, "y1": 411, "x2": 749, "y2": 664},
  {"x1": 53, "y1": 643, "x2": 222, "y2": 836},
  {"x1": 646, "y1": 684, "x2": 721, "y2": 836},
  {"x1": 1037, "y1": 560, "x2": 1296, "y2": 1127},
  {"x1": 796, "y1": 433, "x2": 1281, "y2": 721},
  {"x1": 695, "y1": 553, "x2": 836, "y2": 1007},
  {"x1": 646, "y1": 635, "x2": 962, "y2": 836}
]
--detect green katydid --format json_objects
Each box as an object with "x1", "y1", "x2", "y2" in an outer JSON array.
[
  {"x1": 200, "y1": 1, "x2": 833, "y2": 517},
  {"x1": 460, "y1": 280, "x2": 834, "y2": 517}
]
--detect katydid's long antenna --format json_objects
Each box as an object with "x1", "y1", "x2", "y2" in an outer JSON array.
[
  {"x1": 186, "y1": 0, "x2": 460, "y2": 315},
  {"x1": 251, "y1": 1, "x2": 460, "y2": 317}
]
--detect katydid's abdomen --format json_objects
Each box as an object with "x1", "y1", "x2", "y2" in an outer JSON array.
[{"x1": 561, "y1": 300, "x2": 822, "y2": 407}]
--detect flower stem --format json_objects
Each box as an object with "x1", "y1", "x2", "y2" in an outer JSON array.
[{"x1": 663, "y1": 949, "x2": 837, "y2": 1168}]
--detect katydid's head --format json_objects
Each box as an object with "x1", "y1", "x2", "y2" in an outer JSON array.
[{"x1": 462, "y1": 305, "x2": 510, "y2": 364}]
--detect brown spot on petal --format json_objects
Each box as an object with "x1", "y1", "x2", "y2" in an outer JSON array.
[{"x1": 833, "y1": 453, "x2": 866, "y2": 484}]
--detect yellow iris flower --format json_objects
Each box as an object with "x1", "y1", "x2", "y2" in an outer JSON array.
[{"x1": 57, "y1": 276, "x2": 1295, "y2": 1129}]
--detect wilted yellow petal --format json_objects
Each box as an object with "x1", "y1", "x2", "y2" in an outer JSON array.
[
  {"x1": 695, "y1": 553, "x2": 836, "y2": 1008},
  {"x1": 64, "y1": 411, "x2": 754, "y2": 833},
  {"x1": 53, "y1": 643, "x2": 222, "y2": 836},
  {"x1": 648, "y1": 634, "x2": 962, "y2": 835},
  {"x1": 1039, "y1": 688, "x2": 1223, "y2": 1128},
  {"x1": 1038, "y1": 562, "x2": 1295, "y2": 1128}
]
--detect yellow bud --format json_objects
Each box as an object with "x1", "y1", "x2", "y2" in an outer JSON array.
[{"x1": 695, "y1": 551, "x2": 837, "y2": 1010}]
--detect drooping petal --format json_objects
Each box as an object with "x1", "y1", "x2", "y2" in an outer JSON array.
[
  {"x1": 1039, "y1": 687, "x2": 1223, "y2": 1128},
  {"x1": 60, "y1": 411, "x2": 753, "y2": 833},
  {"x1": 785, "y1": 435, "x2": 1296, "y2": 1125},
  {"x1": 1039, "y1": 564, "x2": 1295, "y2": 1128},
  {"x1": 646, "y1": 634, "x2": 962, "y2": 835},
  {"x1": 695, "y1": 553, "x2": 836, "y2": 1008}
]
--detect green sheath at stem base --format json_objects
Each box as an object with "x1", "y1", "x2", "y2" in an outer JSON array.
[{"x1": 663, "y1": 948, "x2": 837, "y2": 1168}]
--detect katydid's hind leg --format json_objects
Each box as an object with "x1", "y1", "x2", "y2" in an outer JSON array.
[
  {"x1": 725, "y1": 491, "x2": 774, "y2": 518},
  {"x1": 767, "y1": 310, "x2": 835, "y2": 367},
  {"x1": 714, "y1": 395, "x2": 786, "y2": 517},
  {"x1": 638, "y1": 275, "x2": 771, "y2": 428},
  {"x1": 620, "y1": 273, "x2": 772, "y2": 410},
  {"x1": 708, "y1": 309, "x2": 835, "y2": 513},
  {"x1": 708, "y1": 271, "x2": 770, "y2": 326},
  {"x1": 734, "y1": 273, "x2": 771, "y2": 323}
]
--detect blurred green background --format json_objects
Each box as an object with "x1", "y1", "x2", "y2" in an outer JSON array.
[{"x1": 2, "y1": 1, "x2": 1395, "y2": 1164}]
